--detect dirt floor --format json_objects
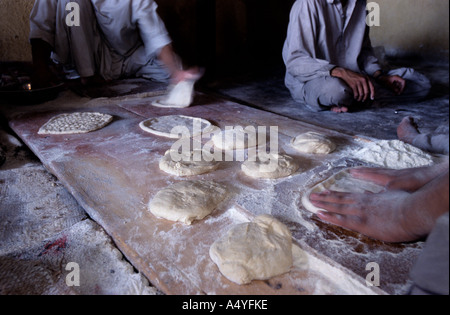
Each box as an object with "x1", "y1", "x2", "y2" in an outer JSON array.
[{"x1": 0, "y1": 121, "x2": 161, "y2": 295}]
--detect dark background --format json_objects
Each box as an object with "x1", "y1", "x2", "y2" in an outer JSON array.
[{"x1": 155, "y1": 0, "x2": 296, "y2": 80}]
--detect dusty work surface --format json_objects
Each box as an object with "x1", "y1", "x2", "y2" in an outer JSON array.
[{"x1": 2, "y1": 90, "x2": 426, "y2": 295}]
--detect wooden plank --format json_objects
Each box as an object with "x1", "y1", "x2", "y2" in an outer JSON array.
[{"x1": 2, "y1": 92, "x2": 418, "y2": 294}]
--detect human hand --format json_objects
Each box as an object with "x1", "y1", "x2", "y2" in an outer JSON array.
[
  {"x1": 378, "y1": 75, "x2": 406, "y2": 95},
  {"x1": 331, "y1": 67, "x2": 375, "y2": 102},
  {"x1": 309, "y1": 190, "x2": 419, "y2": 243},
  {"x1": 172, "y1": 67, "x2": 204, "y2": 85}
]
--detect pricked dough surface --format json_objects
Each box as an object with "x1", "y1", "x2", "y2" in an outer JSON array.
[
  {"x1": 140, "y1": 115, "x2": 213, "y2": 139},
  {"x1": 291, "y1": 132, "x2": 336, "y2": 154},
  {"x1": 149, "y1": 180, "x2": 227, "y2": 225},
  {"x1": 209, "y1": 215, "x2": 293, "y2": 285},
  {"x1": 302, "y1": 168, "x2": 385, "y2": 214},
  {"x1": 38, "y1": 112, "x2": 113, "y2": 135},
  {"x1": 241, "y1": 153, "x2": 300, "y2": 179},
  {"x1": 159, "y1": 149, "x2": 220, "y2": 177}
]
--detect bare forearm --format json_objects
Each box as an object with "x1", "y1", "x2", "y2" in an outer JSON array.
[
  {"x1": 404, "y1": 169, "x2": 449, "y2": 239},
  {"x1": 157, "y1": 44, "x2": 181, "y2": 78}
]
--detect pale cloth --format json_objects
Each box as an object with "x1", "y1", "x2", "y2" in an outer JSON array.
[{"x1": 29, "y1": 0, "x2": 172, "y2": 82}]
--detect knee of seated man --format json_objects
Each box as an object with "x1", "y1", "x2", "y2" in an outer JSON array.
[{"x1": 320, "y1": 77, "x2": 354, "y2": 107}]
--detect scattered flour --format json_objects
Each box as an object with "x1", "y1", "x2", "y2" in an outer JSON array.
[{"x1": 352, "y1": 140, "x2": 436, "y2": 169}]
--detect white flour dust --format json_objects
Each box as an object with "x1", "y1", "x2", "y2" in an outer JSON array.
[{"x1": 351, "y1": 139, "x2": 436, "y2": 169}]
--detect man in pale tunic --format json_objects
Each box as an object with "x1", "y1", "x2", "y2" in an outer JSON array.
[
  {"x1": 29, "y1": 0, "x2": 198, "y2": 87},
  {"x1": 283, "y1": 0, "x2": 431, "y2": 113}
]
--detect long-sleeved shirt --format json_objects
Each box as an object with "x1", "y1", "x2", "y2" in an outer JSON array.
[
  {"x1": 29, "y1": 0, "x2": 172, "y2": 78},
  {"x1": 283, "y1": 0, "x2": 381, "y2": 90}
]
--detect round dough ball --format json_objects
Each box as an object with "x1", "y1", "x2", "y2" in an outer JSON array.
[
  {"x1": 291, "y1": 132, "x2": 336, "y2": 154},
  {"x1": 159, "y1": 149, "x2": 220, "y2": 177},
  {"x1": 209, "y1": 215, "x2": 293, "y2": 285},
  {"x1": 241, "y1": 153, "x2": 299, "y2": 179},
  {"x1": 149, "y1": 180, "x2": 227, "y2": 225},
  {"x1": 213, "y1": 128, "x2": 265, "y2": 151}
]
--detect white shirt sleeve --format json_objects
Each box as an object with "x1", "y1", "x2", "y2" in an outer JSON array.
[
  {"x1": 283, "y1": 0, "x2": 336, "y2": 83},
  {"x1": 132, "y1": 0, "x2": 172, "y2": 57},
  {"x1": 29, "y1": 0, "x2": 57, "y2": 47}
]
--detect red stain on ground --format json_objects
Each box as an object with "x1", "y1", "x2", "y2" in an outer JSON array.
[{"x1": 39, "y1": 235, "x2": 68, "y2": 256}]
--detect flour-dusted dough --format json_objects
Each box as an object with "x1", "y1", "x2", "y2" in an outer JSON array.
[
  {"x1": 38, "y1": 112, "x2": 113, "y2": 135},
  {"x1": 241, "y1": 153, "x2": 300, "y2": 179},
  {"x1": 149, "y1": 180, "x2": 227, "y2": 225},
  {"x1": 213, "y1": 128, "x2": 265, "y2": 151},
  {"x1": 302, "y1": 168, "x2": 385, "y2": 214},
  {"x1": 159, "y1": 149, "x2": 220, "y2": 177},
  {"x1": 291, "y1": 132, "x2": 336, "y2": 154},
  {"x1": 139, "y1": 115, "x2": 213, "y2": 139},
  {"x1": 209, "y1": 215, "x2": 293, "y2": 285},
  {"x1": 151, "y1": 80, "x2": 195, "y2": 108}
]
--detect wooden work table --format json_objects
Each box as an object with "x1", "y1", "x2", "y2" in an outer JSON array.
[{"x1": 1, "y1": 89, "x2": 424, "y2": 295}]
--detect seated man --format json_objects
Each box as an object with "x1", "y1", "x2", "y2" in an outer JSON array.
[
  {"x1": 29, "y1": 0, "x2": 198, "y2": 88},
  {"x1": 283, "y1": 0, "x2": 431, "y2": 113}
]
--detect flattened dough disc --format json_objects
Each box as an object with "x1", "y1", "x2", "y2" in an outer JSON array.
[
  {"x1": 291, "y1": 132, "x2": 336, "y2": 154},
  {"x1": 302, "y1": 168, "x2": 385, "y2": 214},
  {"x1": 241, "y1": 153, "x2": 300, "y2": 179},
  {"x1": 139, "y1": 115, "x2": 213, "y2": 139},
  {"x1": 38, "y1": 112, "x2": 113, "y2": 135},
  {"x1": 159, "y1": 149, "x2": 220, "y2": 177}
]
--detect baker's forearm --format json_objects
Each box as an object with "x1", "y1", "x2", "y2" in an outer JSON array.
[{"x1": 157, "y1": 44, "x2": 181, "y2": 77}]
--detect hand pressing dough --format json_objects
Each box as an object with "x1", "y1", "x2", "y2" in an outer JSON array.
[
  {"x1": 159, "y1": 149, "x2": 220, "y2": 177},
  {"x1": 38, "y1": 112, "x2": 113, "y2": 135},
  {"x1": 213, "y1": 128, "x2": 265, "y2": 151},
  {"x1": 149, "y1": 180, "x2": 227, "y2": 225},
  {"x1": 301, "y1": 168, "x2": 385, "y2": 214},
  {"x1": 140, "y1": 115, "x2": 213, "y2": 139},
  {"x1": 209, "y1": 215, "x2": 293, "y2": 285},
  {"x1": 241, "y1": 153, "x2": 300, "y2": 179},
  {"x1": 152, "y1": 80, "x2": 195, "y2": 108},
  {"x1": 291, "y1": 132, "x2": 336, "y2": 154}
]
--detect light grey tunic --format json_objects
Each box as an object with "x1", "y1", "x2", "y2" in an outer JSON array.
[{"x1": 30, "y1": 0, "x2": 172, "y2": 81}]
